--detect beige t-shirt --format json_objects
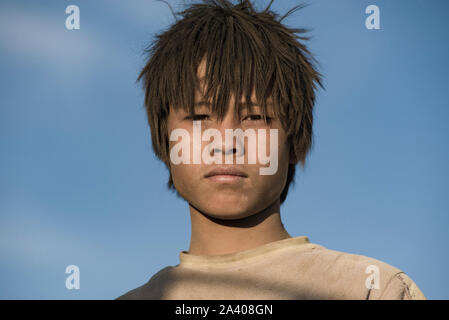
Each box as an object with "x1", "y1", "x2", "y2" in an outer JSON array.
[{"x1": 117, "y1": 236, "x2": 426, "y2": 300}]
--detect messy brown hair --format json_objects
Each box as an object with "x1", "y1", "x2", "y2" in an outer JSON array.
[{"x1": 137, "y1": 0, "x2": 323, "y2": 204}]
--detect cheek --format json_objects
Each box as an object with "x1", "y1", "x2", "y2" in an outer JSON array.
[
  {"x1": 263, "y1": 131, "x2": 290, "y2": 194},
  {"x1": 167, "y1": 139, "x2": 187, "y2": 188},
  {"x1": 168, "y1": 139, "x2": 203, "y2": 193},
  {"x1": 253, "y1": 127, "x2": 289, "y2": 174},
  {"x1": 170, "y1": 163, "x2": 200, "y2": 197}
]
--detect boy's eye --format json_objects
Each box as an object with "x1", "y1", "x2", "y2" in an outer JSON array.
[
  {"x1": 243, "y1": 115, "x2": 272, "y2": 123},
  {"x1": 185, "y1": 114, "x2": 210, "y2": 121},
  {"x1": 243, "y1": 115, "x2": 262, "y2": 121}
]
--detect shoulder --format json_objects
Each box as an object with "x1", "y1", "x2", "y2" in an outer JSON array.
[
  {"x1": 115, "y1": 266, "x2": 175, "y2": 300},
  {"x1": 378, "y1": 272, "x2": 426, "y2": 300},
  {"x1": 306, "y1": 244, "x2": 426, "y2": 300},
  {"x1": 304, "y1": 243, "x2": 404, "y2": 276}
]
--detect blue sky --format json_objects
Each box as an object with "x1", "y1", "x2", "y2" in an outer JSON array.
[{"x1": 0, "y1": 0, "x2": 448, "y2": 299}]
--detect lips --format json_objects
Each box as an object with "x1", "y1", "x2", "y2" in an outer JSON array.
[
  {"x1": 204, "y1": 167, "x2": 248, "y2": 179},
  {"x1": 204, "y1": 166, "x2": 248, "y2": 184}
]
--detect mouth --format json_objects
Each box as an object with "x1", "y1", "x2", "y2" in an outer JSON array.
[{"x1": 204, "y1": 167, "x2": 248, "y2": 184}]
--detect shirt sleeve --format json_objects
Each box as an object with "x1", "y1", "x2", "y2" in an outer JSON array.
[{"x1": 379, "y1": 272, "x2": 426, "y2": 300}]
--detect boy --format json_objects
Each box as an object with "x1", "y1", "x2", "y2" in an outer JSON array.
[{"x1": 117, "y1": 0, "x2": 426, "y2": 299}]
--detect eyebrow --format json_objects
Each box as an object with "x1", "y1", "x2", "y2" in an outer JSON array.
[{"x1": 193, "y1": 100, "x2": 272, "y2": 107}]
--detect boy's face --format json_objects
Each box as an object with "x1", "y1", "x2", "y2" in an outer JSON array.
[{"x1": 166, "y1": 63, "x2": 293, "y2": 220}]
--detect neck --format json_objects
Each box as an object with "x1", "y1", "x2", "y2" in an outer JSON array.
[{"x1": 187, "y1": 199, "x2": 291, "y2": 256}]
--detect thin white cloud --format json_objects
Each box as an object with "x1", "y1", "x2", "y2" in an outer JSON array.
[
  {"x1": 0, "y1": 5, "x2": 94, "y2": 63},
  {"x1": 0, "y1": 208, "x2": 104, "y2": 267},
  {"x1": 0, "y1": 3, "x2": 132, "y2": 79}
]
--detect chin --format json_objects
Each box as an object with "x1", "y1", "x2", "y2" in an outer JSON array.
[
  {"x1": 198, "y1": 200, "x2": 255, "y2": 220},
  {"x1": 204, "y1": 210, "x2": 255, "y2": 221},
  {"x1": 202, "y1": 202, "x2": 257, "y2": 220}
]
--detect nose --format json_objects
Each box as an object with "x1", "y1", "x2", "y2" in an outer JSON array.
[
  {"x1": 209, "y1": 110, "x2": 245, "y2": 159},
  {"x1": 210, "y1": 142, "x2": 242, "y2": 158}
]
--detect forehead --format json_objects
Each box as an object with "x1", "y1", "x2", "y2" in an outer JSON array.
[{"x1": 194, "y1": 59, "x2": 274, "y2": 107}]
